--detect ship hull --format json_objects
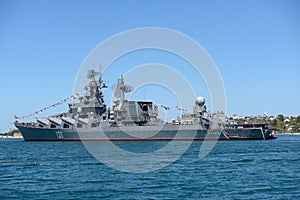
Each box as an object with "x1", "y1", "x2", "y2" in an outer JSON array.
[{"x1": 16, "y1": 124, "x2": 276, "y2": 141}]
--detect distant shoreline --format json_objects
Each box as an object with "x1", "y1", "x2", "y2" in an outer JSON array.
[
  {"x1": 276, "y1": 132, "x2": 300, "y2": 135},
  {"x1": 0, "y1": 135, "x2": 23, "y2": 139}
]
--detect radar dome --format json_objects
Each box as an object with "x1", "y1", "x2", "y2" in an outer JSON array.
[{"x1": 195, "y1": 96, "x2": 205, "y2": 106}]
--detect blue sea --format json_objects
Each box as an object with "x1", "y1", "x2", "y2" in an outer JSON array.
[{"x1": 0, "y1": 135, "x2": 299, "y2": 199}]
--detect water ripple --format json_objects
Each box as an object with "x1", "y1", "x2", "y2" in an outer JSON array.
[{"x1": 0, "y1": 135, "x2": 299, "y2": 199}]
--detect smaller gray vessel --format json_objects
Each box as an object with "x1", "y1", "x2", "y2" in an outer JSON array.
[{"x1": 15, "y1": 69, "x2": 277, "y2": 141}]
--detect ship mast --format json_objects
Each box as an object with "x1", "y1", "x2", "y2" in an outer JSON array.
[{"x1": 114, "y1": 75, "x2": 133, "y2": 109}]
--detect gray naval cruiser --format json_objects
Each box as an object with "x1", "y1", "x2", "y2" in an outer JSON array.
[{"x1": 15, "y1": 70, "x2": 277, "y2": 141}]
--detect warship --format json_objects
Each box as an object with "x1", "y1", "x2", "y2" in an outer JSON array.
[{"x1": 15, "y1": 70, "x2": 276, "y2": 141}]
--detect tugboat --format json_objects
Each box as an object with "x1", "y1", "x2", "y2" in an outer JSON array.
[{"x1": 15, "y1": 70, "x2": 277, "y2": 141}]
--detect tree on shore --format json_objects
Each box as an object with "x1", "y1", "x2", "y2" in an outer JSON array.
[{"x1": 277, "y1": 114, "x2": 284, "y2": 122}]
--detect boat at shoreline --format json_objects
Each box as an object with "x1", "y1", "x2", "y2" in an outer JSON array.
[{"x1": 15, "y1": 70, "x2": 277, "y2": 141}]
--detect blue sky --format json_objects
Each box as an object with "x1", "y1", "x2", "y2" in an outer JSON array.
[{"x1": 1, "y1": 0, "x2": 299, "y2": 132}]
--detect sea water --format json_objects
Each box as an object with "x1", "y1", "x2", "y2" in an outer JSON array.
[{"x1": 0, "y1": 135, "x2": 299, "y2": 199}]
